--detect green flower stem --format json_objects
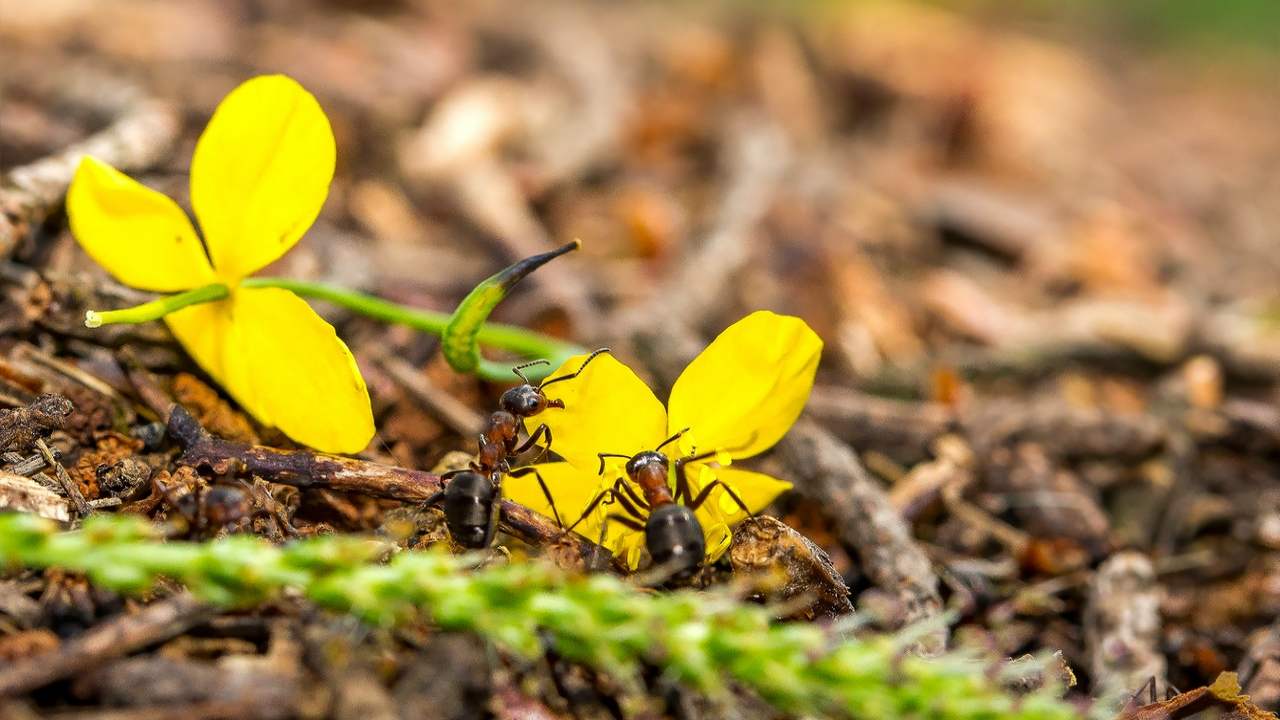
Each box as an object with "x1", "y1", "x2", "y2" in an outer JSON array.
[
  {"x1": 0, "y1": 514, "x2": 1080, "y2": 720},
  {"x1": 84, "y1": 278, "x2": 584, "y2": 383},
  {"x1": 84, "y1": 283, "x2": 229, "y2": 328},
  {"x1": 241, "y1": 277, "x2": 585, "y2": 382}
]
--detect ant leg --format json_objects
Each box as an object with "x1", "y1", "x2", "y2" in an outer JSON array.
[
  {"x1": 507, "y1": 466, "x2": 563, "y2": 528},
  {"x1": 686, "y1": 479, "x2": 753, "y2": 517},
  {"x1": 673, "y1": 451, "x2": 719, "y2": 505},
  {"x1": 564, "y1": 489, "x2": 617, "y2": 535},
  {"x1": 596, "y1": 452, "x2": 632, "y2": 475},
  {"x1": 616, "y1": 479, "x2": 650, "y2": 512},
  {"x1": 421, "y1": 490, "x2": 446, "y2": 509},
  {"x1": 513, "y1": 424, "x2": 551, "y2": 460},
  {"x1": 611, "y1": 483, "x2": 648, "y2": 520},
  {"x1": 1123, "y1": 677, "x2": 1156, "y2": 711},
  {"x1": 538, "y1": 348, "x2": 612, "y2": 389},
  {"x1": 603, "y1": 513, "x2": 645, "y2": 532},
  {"x1": 440, "y1": 469, "x2": 470, "y2": 481},
  {"x1": 511, "y1": 359, "x2": 551, "y2": 384}
]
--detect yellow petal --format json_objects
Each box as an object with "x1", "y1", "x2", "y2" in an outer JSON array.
[
  {"x1": 614, "y1": 530, "x2": 648, "y2": 571},
  {"x1": 667, "y1": 311, "x2": 822, "y2": 459},
  {"x1": 681, "y1": 465, "x2": 732, "y2": 563},
  {"x1": 190, "y1": 75, "x2": 335, "y2": 280},
  {"x1": 703, "y1": 522, "x2": 733, "y2": 564},
  {"x1": 66, "y1": 157, "x2": 215, "y2": 292},
  {"x1": 165, "y1": 287, "x2": 373, "y2": 453},
  {"x1": 701, "y1": 466, "x2": 792, "y2": 528},
  {"x1": 536, "y1": 352, "x2": 667, "y2": 473},
  {"x1": 502, "y1": 462, "x2": 647, "y2": 565},
  {"x1": 500, "y1": 462, "x2": 601, "y2": 531}
]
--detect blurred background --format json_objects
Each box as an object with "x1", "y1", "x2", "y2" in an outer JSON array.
[{"x1": 3, "y1": 0, "x2": 1280, "y2": 704}]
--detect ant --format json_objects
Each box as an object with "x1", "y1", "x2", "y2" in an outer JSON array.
[
  {"x1": 565, "y1": 429, "x2": 753, "y2": 581},
  {"x1": 153, "y1": 472, "x2": 252, "y2": 539},
  {"x1": 428, "y1": 349, "x2": 610, "y2": 549}
]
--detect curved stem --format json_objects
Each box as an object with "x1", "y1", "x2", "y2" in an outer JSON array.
[
  {"x1": 242, "y1": 277, "x2": 584, "y2": 382},
  {"x1": 85, "y1": 283, "x2": 229, "y2": 327},
  {"x1": 441, "y1": 241, "x2": 580, "y2": 375}
]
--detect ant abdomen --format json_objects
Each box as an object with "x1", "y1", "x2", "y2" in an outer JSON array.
[
  {"x1": 645, "y1": 504, "x2": 706, "y2": 581},
  {"x1": 442, "y1": 471, "x2": 499, "y2": 549}
]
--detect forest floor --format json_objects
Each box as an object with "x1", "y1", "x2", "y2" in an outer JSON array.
[{"x1": 2, "y1": 1, "x2": 1280, "y2": 717}]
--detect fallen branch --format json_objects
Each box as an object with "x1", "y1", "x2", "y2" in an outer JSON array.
[
  {"x1": 774, "y1": 419, "x2": 946, "y2": 655},
  {"x1": 165, "y1": 405, "x2": 609, "y2": 568}
]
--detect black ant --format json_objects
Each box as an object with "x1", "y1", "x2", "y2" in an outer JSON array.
[
  {"x1": 565, "y1": 430, "x2": 753, "y2": 581},
  {"x1": 428, "y1": 349, "x2": 610, "y2": 549},
  {"x1": 154, "y1": 473, "x2": 252, "y2": 539}
]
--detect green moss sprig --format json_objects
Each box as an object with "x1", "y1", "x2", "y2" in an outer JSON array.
[{"x1": 0, "y1": 513, "x2": 1078, "y2": 719}]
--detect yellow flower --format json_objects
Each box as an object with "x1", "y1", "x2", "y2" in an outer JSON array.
[
  {"x1": 66, "y1": 75, "x2": 374, "y2": 453},
  {"x1": 503, "y1": 311, "x2": 822, "y2": 569}
]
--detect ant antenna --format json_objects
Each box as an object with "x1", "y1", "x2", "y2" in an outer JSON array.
[
  {"x1": 596, "y1": 452, "x2": 632, "y2": 475},
  {"x1": 656, "y1": 427, "x2": 690, "y2": 453},
  {"x1": 509, "y1": 356, "x2": 550, "y2": 384},
  {"x1": 539, "y1": 347, "x2": 611, "y2": 389},
  {"x1": 511, "y1": 358, "x2": 550, "y2": 384}
]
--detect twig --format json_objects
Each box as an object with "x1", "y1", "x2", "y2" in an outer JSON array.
[
  {"x1": 0, "y1": 79, "x2": 179, "y2": 259},
  {"x1": 8, "y1": 454, "x2": 47, "y2": 477},
  {"x1": 165, "y1": 405, "x2": 610, "y2": 568},
  {"x1": 807, "y1": 386, "x2": 957, "y2": 466},
  {"x1": 612, "y1": 117, "x2": 790, "y2": 387},
  {"x1": 118, "y1": 347, "x2": 174, "y2": 421},
  {"x1": 34, "y1": 437, "x2": 89, "y2": 518},
  {"x1": 637, "y1": 116, "x2": 788, "y2": 328},
  {"x1": 0, "y1": 592, "x2": 214, "y2": 697},
  {"x1": 774, "y1": 419, "x2": 946, "y2": 654},
  {"x1": 15, "y1": 343, "x2": 124, "y2": 403},
  {"x1": 0, "y1": 471, "x2": 69, "y2": 521},
  {"x1": 1084, "y1": 552, "x2": 1166, "y2": 705},
  {"x1": 963, "y1": 400, "x2": 1166, "y2": 462},
  {"x1": 374, "y1": 353, "x2": 484, "y2": 437}
]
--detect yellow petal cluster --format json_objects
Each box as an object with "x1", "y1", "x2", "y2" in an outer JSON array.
[
  {"x1": 504, "y1": 311, "x2": 822, "y2": 569},
  {"x1": 67, "y1": 75, "x2": 373, "y2": 453}
]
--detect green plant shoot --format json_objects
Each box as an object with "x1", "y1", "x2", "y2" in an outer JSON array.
[{"x1": 442, "y1": 240, "x2": 582, "y2": 381}]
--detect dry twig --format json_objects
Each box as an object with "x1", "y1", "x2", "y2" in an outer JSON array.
[
  {"x1": 774, "y1": 419, "x2": 946, "y2": 654},
  {"x1": 166, "y1": 405, "x2": 611, "y2": 568}
]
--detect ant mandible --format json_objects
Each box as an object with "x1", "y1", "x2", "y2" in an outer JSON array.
[
  {"x1": 428, "y1": 348, "x2": 610, "y2": 549},
  {"x1": 565, "y1": 429, "x2": 753, "y2": 581}
]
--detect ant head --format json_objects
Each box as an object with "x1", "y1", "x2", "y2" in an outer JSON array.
[
  {"x1": 625, "y1": 450, "x2": 669, "y2": 478},
  {"x1": 499, "y1": 384, "x2": 548, "y2": 418}
]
